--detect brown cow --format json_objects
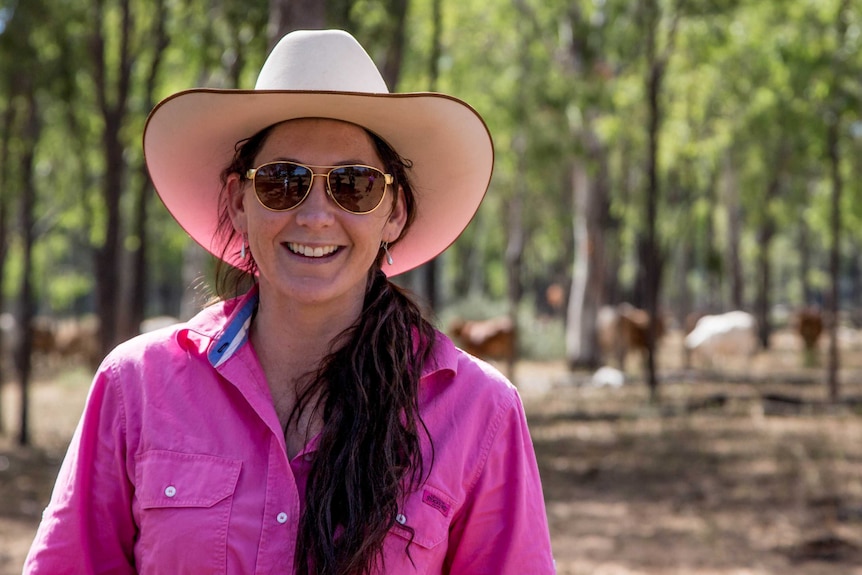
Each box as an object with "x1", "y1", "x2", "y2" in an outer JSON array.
[
  {"x1": 793, "y1": 307, "x2": 823, "y2": 367},
  {"x1": 597, "y1": 303, "x2": 664, "y2": 373},
  {"x1": 51, "y1": 315, "x2": 101, "y2": 369},
  {"x1": 0, "y1": 314, "x2": 58, "y2": 365},
  {"x1": 449, "y1": 316, "x2": 516, "y2": 376}
]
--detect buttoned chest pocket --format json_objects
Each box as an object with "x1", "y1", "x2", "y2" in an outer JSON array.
[
  {"x1": 134, "y1": 450, "x2": 242, "y2": 574},
  {"x1": 384, "y1": 484, "x2": 457, "y2": 573}
]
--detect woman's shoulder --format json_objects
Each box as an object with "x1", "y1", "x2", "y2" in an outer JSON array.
[
  {"x1": 432, "y1": 330, "x2": 512, "y2": 377},
  {"x1": 102, "y1": 299, "x2": 235, "y2": 370},
  {"x1": 426, "y1": 331, "x2": 518, "y2": 407}
]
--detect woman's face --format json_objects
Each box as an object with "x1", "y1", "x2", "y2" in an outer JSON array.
[{"x1": 227, "y1": 118, "x2": 407, "y2": 312}]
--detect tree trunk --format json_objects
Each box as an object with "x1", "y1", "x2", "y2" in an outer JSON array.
[
  {"x1": 825, "y1": 0, "x2": 850, "y2": 403},
  {"x1": 754, "y1": 226, "x2": 772, "y2": 348},
  {"x1": 722, "y1": 155, "x2": 744, "y2": 310},
  {"x1": 641, "y1": 36, "x2": 663, "y2": 401},
  {"x1": 96, "y1": 110, "x2": 125, "y2": 354},
  {"x1": 0, "y1": 89, "x2": 15, "y2": 433},
  {"x1": 798, "y1": 187, "x2": 813, "y2": 304},
  {"x1": 754, "y1": 155, "x2": 783, "y2": 349},
  {"x1": 15, "y1": 86, "x2": 40, "y2": 446},
  {"x1": 269, "y1": 0, "x2": 326, "y2": 46},
  {"x1": 124, "y1": 0, "x2": 169, "y2": 341},
  {"x1": 565, "y1": 148, "x2": 607, "y2": 370},
  {"x1": 92, "y1": 0, "x2": 133, "y2": 357},
  {"x1": 562, "y1": 1, "x2": 613, "y2": 370},
  {"x1": 638, "y1": 0, "x2": 680, "y2": 401},
  {"x1": 416, "y1": 0, "x2": 442, "y2": 311},
  {"x1": 826, "y1": 118, "x2": 842, "y2": 402},
  {"x1": 380, "y1": 0, "x2": 409, "y2": 90}
]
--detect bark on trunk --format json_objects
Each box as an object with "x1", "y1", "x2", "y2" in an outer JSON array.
[
  {"x1": 15, "y1": 87, "x2": 40, "y2": 446},
  {"x1": 269, "y1": 0, "x2": 326, "y2": 47}
]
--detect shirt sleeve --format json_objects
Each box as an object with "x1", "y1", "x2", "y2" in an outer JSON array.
[
  {"x1": 444, "y1": 388, "x2": 556, "y2": 574},
  {"x1": 24, "y1": 360, "x2": 137, "y2": 574}
]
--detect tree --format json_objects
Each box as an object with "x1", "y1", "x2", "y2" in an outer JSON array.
[
  {"x1": 824, "y1": 0, "x2": 854, "y2": 401},
  {"x1": 14, "y1": 82, "x2": 39, "y2": 446},
  {"x1": 269, "y1": 0, "x2": 326, "y2": 45},
  {"x1": 90, "y1": 0, "x2": 134, "y2": 355},
  {"x1": 636, "y1": 0, "x2": 681, "y2": 400},
  {"x1": 416, "y1": 0, "x2": 443, "y2": 311},
  {"x1": 562, "y1": 1, "x2": 616, "y2": 370},
  {"x1": 121, "y1": 0, "x2": 169, "y2": 342},
  {"x1": 1, "y1": 0, "x2": 50, "y2": 445}
]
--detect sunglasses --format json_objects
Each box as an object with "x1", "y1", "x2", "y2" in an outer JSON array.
[{"x1": 245, "y1": 161, "x2": 393, "y2": 215}]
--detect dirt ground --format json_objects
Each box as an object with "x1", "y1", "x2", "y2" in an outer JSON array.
[{"x1": 3, "y1": 328, "x2": 862, "y2": 574}]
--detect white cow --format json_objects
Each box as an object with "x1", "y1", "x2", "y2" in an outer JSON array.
[{"x1": 684, "y1": 311, "x2": 759, "y2": 369}]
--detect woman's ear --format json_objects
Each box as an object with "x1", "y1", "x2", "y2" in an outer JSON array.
[
  {"x1": 226, "y1": 173, "x2": 248, "y2": 233},
  {"x1": 383, "y1": 186, "x2": 408, "y2": 242}
]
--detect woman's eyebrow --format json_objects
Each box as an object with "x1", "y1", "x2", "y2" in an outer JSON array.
[{"x1": 265, "y1": 156, "x2": 373, "y2": 166}]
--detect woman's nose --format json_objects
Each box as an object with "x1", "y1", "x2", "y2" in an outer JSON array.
[{"x1": 294, "y1": 174, "x2": 336, "y2": 226}]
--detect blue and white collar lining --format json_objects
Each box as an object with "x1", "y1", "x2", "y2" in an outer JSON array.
[{"x1": 207, "y1": 290, "x2": 258, "y2": 368}]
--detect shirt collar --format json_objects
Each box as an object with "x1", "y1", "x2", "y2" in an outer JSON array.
[
  {"x1": 185, "y1": 283, "x2": 457, "y2": 378},
  {"x1": 205, "y1": 286, "x2": 259, "y2": 368}
]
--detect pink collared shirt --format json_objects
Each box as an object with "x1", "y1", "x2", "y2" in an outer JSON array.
[{"x1": 24, "y1": 289, "x2": 555, "y2": 574}]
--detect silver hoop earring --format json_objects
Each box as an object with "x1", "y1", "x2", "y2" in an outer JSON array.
[{"x1": 382, "y1": 241, "x2": 394, "y2": 266}]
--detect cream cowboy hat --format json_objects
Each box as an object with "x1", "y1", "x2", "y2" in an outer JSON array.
[{"x1": 143, "y1": 29, "x2": 494, "y2": 277}]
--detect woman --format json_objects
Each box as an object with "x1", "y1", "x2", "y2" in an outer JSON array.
[{"x1": 25, "y1": 30, "x2": 555, "y2": 574}]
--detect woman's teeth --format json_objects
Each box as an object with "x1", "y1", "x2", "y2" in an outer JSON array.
[{"x1": 287, "y1": 243, "x2": 338, "y2": 258}]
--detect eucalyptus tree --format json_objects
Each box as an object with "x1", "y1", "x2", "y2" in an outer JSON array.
[
  {"x1": 819, "y1": 0, "x2": 859, "y2": 400},
  {"x1": 725, "y1": 0, "x2": 860, "y2": 395},
  {"x1": 556, "y1": 0, "x2": 632, "y2": 370},
  {"x1": 704, "y1": 1, "x2": 811, "y2": 345}
]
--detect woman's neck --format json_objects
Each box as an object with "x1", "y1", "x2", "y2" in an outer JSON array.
[
  {"x1": 249, "y1": 286, "x2": 365, "y2": 458},
  {"x1": 249, "y1": 281, "x2": 364, "y2": 381}
]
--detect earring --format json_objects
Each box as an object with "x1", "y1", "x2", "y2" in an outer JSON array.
[
  {"x1": 382, "y1": 241, "x2": 394, "y2": 266},
  {"x1": 240, "y1": 234, "x2": 248, "y2": 260}
]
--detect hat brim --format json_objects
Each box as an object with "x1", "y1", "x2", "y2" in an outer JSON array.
[{"x1": 143, "y1": 89, "x2": 494, "y2": 277}]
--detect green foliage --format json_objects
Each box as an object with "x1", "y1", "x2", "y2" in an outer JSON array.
[{"x1": 1, "y1": 0, "x2": 861, "y2": 357}]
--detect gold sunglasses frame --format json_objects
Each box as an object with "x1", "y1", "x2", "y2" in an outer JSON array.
[{"x1": 245, "y1": 161, "x2": 394, "y2": 215}]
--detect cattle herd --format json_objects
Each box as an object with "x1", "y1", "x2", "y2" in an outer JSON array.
[
  {"x1": 0, "y1": 314, "x2": 182, "y2": 375},
  {"x1": 0, "y1": 313, "x2": 101, "y2": 370},
  {"x1": 596, "y1": 304, "x2": 825, "y2": 374},
  {"x1": 448, "y1": 303, "x2": 828, "y2": 380},
  {"x1": 0, "y1": 304, "x2": 831, "y2": 381}
]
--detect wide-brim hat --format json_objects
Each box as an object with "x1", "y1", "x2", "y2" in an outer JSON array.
[{"x1": 143, "y1": 29, "x2": 494, "y2": 277}]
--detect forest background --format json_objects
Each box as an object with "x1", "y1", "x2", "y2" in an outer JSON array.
[{"x1": 1, "y1": 0, "x2": 862, "y2": 447}]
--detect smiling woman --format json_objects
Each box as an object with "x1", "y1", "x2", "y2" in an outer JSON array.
[
  {"x1": 23, "y1": 29, "x2": 555, "y2": 575},
  {"x1": 220, "y1": 118, "x2": 408, "y2": 313}
]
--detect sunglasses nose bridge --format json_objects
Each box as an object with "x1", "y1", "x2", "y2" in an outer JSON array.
[
  {"x1": 297, "y1": 171, "x2": 337, "y2": 213},
  {"x1": 307, "y1": 171, "x2": 332, "y2": 193}
]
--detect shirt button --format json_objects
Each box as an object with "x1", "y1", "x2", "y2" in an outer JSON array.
[
  {"x1": 164, "y1": 486, "x2": 177, "y2": 498},
  {"x1": 303, "y1": 453, "x2": 313, "y2": 462},
  {"x1": 395, "y1": 513, "x2": 407, "y2": 525},
  {"x1": 276, "y1": 512, "x2": 288, "y2": 524}
]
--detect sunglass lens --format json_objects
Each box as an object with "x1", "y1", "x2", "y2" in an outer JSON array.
[
  {"x1": 329, "y1": 167, "x2": 386, "y2": 214},
  {"x1": 254, "y1": 163, "x2": 311, "y2": 210}
]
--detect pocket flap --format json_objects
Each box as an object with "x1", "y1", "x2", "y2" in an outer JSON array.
[
  {"x1": 136, "y1": 450, "x2": 242, "y2": 509},
  {"x1": 392, "y1": 484, "x2": 456, "y2": 549}
]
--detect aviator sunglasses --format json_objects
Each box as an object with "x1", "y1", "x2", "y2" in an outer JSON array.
[{"x1": 245, "y1": 161, "x2": 393, "y2": 215}]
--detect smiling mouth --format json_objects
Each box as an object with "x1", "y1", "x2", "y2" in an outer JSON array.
[{"x1": 286, "y1": 242, "x2": 340, "y2": 258}]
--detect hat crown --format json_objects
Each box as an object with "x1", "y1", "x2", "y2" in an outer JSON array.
[{"x1": 255, "y1": 29, "x2": 389, "y2": 93}]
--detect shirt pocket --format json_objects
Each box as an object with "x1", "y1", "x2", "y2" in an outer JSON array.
[
  {"x1": 134, "y1": 449, "x2": 242, "y2": 575},
  {"x1": 385, "y1": 484, "x2": 457, "y2": 572}
]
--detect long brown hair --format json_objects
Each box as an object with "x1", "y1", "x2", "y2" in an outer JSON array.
[{"x1": 215, "y1": 120, "x2": 436, "y2": 574}]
